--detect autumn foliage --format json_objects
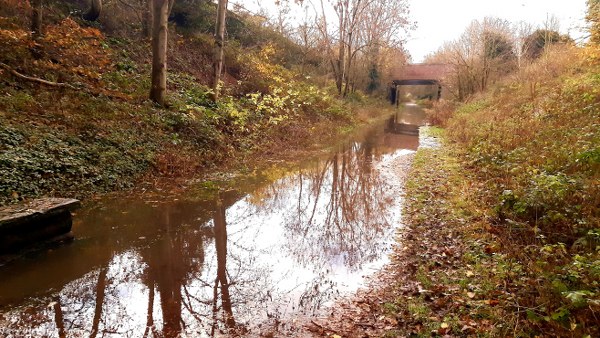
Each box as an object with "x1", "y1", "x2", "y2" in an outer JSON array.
[{"x1": 0, "y1": 3, "x2": 385, "y2": 204}]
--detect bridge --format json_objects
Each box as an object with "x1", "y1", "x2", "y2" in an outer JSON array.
[{"x1": 389, "y1": 63, "x2": 451, "y2": 104}]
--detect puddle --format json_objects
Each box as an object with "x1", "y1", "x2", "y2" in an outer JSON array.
[{"x1": 0, "y1": 104, "x2": 427, "y2": 337}]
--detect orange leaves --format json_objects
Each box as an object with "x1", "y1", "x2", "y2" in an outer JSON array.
[
  {"x1": 42, "y1": 18, "x2": 111, "y2": 64},
  {"x1": 0, "y1": 15, "x2": 116, "y2": 95},
  {"x1": 71, "y1": 65, "x2": 101, "y2": 80},
  {"x1": 43, "y1": 18, "x2": 99, "y2": 39},
  {"x1": 35, "y1": 18, "x2": 114, "y2": 86},
  {"x1": 0, "y1": 28, "x2": 28, "y2": 42},
  {"x1": 0, "y1": 26, "x2": 32, "y2": 63}
]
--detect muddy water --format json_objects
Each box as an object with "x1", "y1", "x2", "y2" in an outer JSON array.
[{"x1": 0, "y1": 104, "x2": 426, "y2": 337}]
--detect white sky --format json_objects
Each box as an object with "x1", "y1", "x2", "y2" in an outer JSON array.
[{"x1": 231, "y1": 0, "x2": 589, "y2": 63}]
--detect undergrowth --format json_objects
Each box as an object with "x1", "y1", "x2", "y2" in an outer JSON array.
[
  {"x1": 0, "y1": 10, "x2": 386, "y2": 205},
  {"x1": 417, "y1": 44, "x2": 599, "y2": 335}
]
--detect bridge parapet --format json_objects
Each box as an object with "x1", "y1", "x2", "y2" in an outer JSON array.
[{"x1": 392, "y1": 63, "x2": 451, "y2": 82}]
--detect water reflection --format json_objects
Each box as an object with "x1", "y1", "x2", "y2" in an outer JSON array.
[{"x1": 0, "y1": 106, "x2": 424, "y2": 336}]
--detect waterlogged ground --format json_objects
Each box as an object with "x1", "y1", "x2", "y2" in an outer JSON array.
[{"x1": 0, "y1": 104, "x2": 427, "y2": 337}]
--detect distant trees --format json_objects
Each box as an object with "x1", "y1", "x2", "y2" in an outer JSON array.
[
  {"x1": 357, "y1": 0, "x2": 410, "y2": 94},
  {"x1": 425, "y1": 16, "x2": 580, "y2": 101},
  {"x1": 23, "y1": 0, "x2": 413, "y2": 103},
  {"x1": 426, "y1": 18, "x2": 516, "y2": 100},
  {"x1": 309, "y1": 0, "x2": 411, "y2": 96}
]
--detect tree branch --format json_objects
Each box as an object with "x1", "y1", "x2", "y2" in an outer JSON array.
[
  {"x1": 0, "y1": 62, "x2": 79, "y2": 90},
  {"x1": 0, "y1": 62, "x2": 131, "y2": 100}
]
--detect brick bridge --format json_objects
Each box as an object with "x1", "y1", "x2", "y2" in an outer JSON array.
[{"x1": 390, "y1": 63, "x2": 450, "y2": 104}]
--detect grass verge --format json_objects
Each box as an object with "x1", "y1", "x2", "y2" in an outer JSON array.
[{"x1": 381, "y1": 132, "x2": 598, "y2": 336}]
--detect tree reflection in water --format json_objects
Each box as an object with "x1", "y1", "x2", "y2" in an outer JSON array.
[
  {"x1": 0, "y1": 123, "x2": 417, "y2": 336},
  {"x1": 212, "y1": 195, "x2": 236, "y2": 333},
  {"x1": 240, "y1": 127, "x2": 401, "y2": 314}
]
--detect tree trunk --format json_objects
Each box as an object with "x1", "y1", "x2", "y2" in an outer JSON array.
[
  {"x1": 336, "y1": 13, "x2": 345, "y2": 96},
  {"x1": 211, "y1": 0, "x2": 228, "y2": 101},
  {"x1": 83, "y1": 0, "x2": 102, "y2": 21},
  {"x1": 333, "y1": 0, "x2": 349, "y2": 96},
  {"x1": 342, "y1": 32, "x2": 353, "y2": 97},
  {"x1": 31, "y1": 0, "x2": 42, "y2": 38},
  {"x1": 150, "y1": 0, "x2": 169, "y2": 106},
  {"x1": 141, "y1": 0, "x2": 153, "y2": 39}
]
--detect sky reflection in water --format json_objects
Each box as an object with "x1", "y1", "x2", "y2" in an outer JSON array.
[{"x1": 0, "y1": 106, "x2": 425, "y2": 337}]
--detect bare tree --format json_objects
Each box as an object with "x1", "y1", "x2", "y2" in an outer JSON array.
[
  {"x1": 149, "y1": 0, "x2": 170, "y2": 105},
  {"x1": 310, "y1": 0, "x2": 410, "y2": 96},
  {"x1": 427, "y1": 17, "x2": 516, "y2": 100},
  {"x1": 356, "y1": 0, "x2": 410, "y2": 93},
  {"x1": 293, "y1": 6, "x2": 319, "y2": 74},
  {"x1": 211, "y1": 0, "x2": 228, "y2": 101}
]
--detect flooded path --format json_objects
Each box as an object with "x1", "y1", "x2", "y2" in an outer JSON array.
[{"x1": 0, "y1": 104, "x2": 427, "y2": 337}]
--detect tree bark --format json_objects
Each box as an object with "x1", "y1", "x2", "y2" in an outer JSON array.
[
  {"x1": 343, "y1": 31, "x2": 353, "y2": 97},
  {"x1": 335, "y1": 3, "x2": 346, "y2": 96},
  {"x1": 211, "y1": 0, "x2": 228, "y2": 101},
  {"x1": 31, "y1": 0, "x2": 43, "y2": 38},
  {"x1": 150, "y1": 0, "x2": 169, "y2": 106},
  {"x1": 141, "y1": 0, "x2": 153, "y2": 39},
  {"x1": 83, "y1": 0, "x2": 102, "y2": 21}
]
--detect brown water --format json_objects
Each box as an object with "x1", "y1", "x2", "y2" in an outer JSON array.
[{"x1": 0, "y1": 104, "x2": 426, "y2": 337}]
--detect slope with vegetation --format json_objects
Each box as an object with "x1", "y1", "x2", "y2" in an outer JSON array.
[
  {"x1": 386, "y1": 6, "x2": 599, "y2": 337},
  {"x1": 0, "y1": 0, "x2": 400, "y2": 206}
]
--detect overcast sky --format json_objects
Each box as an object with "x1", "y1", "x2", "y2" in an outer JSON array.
[{"x1": 231, "y1": 0, "x2": 589, "y2": 63}]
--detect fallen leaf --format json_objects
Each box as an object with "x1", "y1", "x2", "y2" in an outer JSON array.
[
  {"x1": 440, "y1": 322, "x2": 449, "y2": 329},
  {"x1": 485, "y1": 299, "x2": 499, "y2": 306},
  {"x1": 467, "y1": 292, "x2": 476, "y2": 299}
]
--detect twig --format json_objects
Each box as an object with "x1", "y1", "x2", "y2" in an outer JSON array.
[{"x1": 0, "y1": 62, "x2": 79, "y2": 90}]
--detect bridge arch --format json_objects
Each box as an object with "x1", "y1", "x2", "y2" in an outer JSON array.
[{"x1": 389, "y1": 64, "x2": 450, "y2": 105}]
